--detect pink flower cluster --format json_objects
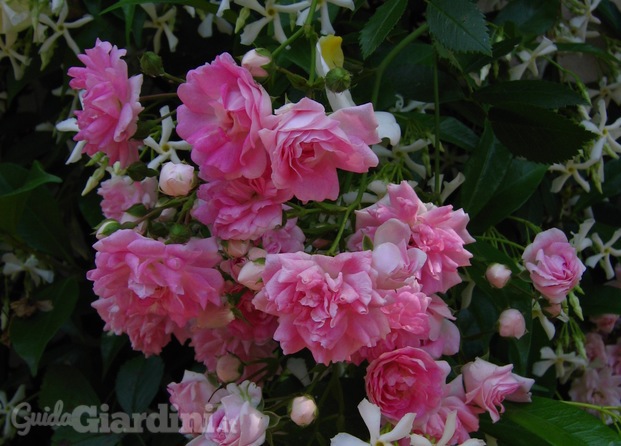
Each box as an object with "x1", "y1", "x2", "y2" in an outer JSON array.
[
  {"x1": 168, "y1": 376, "x2": 269, "y2": 445},
  {"x1": 176, "y1": 53, "x2": 380, "y2": 241},
  {"x1": 68, "y1": 39, "x2": 143, "y2": 167}
]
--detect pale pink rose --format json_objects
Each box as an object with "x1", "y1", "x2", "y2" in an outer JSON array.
[
  {"x1": 159, "y1": 162, "x2": 195, "y2": 196},
  {"x1": 68, "y1": 39, "x2": 143, "y2": 167},
  {"x1": 485, "y1": 263, "x2": 512, "y2": 289},
  {"x1": 253, "y1": 251, "x2": 390, "y2": 365},
  {"x1": 352, "y1": 284, "x2": 431, "y2": 364},
  {"x1": 365, "y1": 346, "x2": 449, "y2": 424},
  {"x1": 522, "y1": 228, "x2": 585, "y2": 303},
  {"x1": 606, "y1": 339, "x2": 621, "y2": 375},
  {"x1": 191, "y1": 291, "x2": 278, "y2": 381},
  {"x1": 241, "y1": 49, "x2": 271, "y2": 78},
  {"x1": 419, "y1": 295, "x2": 460, "y2": 359},
  {"x1": 87, "y1": 229, "x2": 225, "y2": 355},
  {"x1": 261, "y1": 218, "x2": 306, "y2": 254},
  {"x1": 98, "y1": 175, "x2": 158, "y2": 222},
  {"x1": 417, "y1": 375, "x2": 480, "y2": 445},
  {"x1": 585, "y1": 332, "x2": 608, "y2": 367},
  {"x1": 498, "y1": 309, "x2": 526, "y2": 339},
  {"x1": 569, "y1": 366, "x2": 621, "y2": 419},
  {"x1": 237, "y1": 260, "x2": 265, "y2": 291},
  {"x1": 204, "y1": 382, "x2": 269, "y2": 446},
  {"x1": 258, "y1": 98, "x2": 379, "y2": 202},
  {"x1": 177, "y1": 53, "x2": 272, "y2": 181},
  {"x1": 590, "y1": 313, "x2": 620, "y2": 334},
  {"x1": 290, "y1": 395, "x2": 318, "y2": 427},
  {"x1": 192, "y1": 171, "x2": 292, "y2": 241},
  {"x1": 349, "y1": 181, "x2": 474, "y2": 295},
  {"x1": 168, "y1": 370, "x2": 228, "y2": 434},
  {"x1": 462, "y1": 358, "x2": 534, "y2": 423}
]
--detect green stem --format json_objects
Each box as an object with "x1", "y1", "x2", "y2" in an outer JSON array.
[
  {"x1": 272, "y1": 26, "x2": 306, "y2": 58},
  {"x1": 326, "y1": 173, "x2": 368, "y2": 255},
  {"x1": 371, "y1": 23, "x2": 429, "y2": 107},
  {"x1": 476, "y1": 235, "x2": 525, "y2": 252}
]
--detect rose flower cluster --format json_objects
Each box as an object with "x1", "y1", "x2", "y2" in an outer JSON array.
[{"x1": 61, "y1": 39, "x2": 592, "y2": 445}]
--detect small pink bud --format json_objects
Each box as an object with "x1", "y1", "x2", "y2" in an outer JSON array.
[
  {"x1": 237, "y1": 260, "x2": 265, "y2": 291},
  {"x1": 159, "y1": 162, "x2": 195, "y2": 197},
  {"x1": 223, "y1": 240, "x2": 251, "y2": 258},
  {"x1": 290, "y1": 395, "x2": 317, "y2": 427},
  {"x1": 485, "y1": 263, "x2": 512, "y2": 289},
  {"x1": 498, "y1": 309, "x2": 526, "y2": 339},
  {"x1": 216, "y1": 354, "x2": 243, "y2": 383},
  {"x1": 241, "y1": 49, "x2": 272, "y2": 78}
]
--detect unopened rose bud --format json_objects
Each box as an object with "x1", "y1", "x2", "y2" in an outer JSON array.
[
  {"x1": 485, "y1": 263, "x2": 512, "y2": 289},
  {"x1": 140, "y1": 51, "x2": 165, "y2": 77},
  {"x1": 498, "y1": 309, "x2": 526, "y2": 339},
  {"x1": 223, "y1": 240, "x2": 251, "y2": 258},
  {"x1": 159, "y1": 162, "x2": 195, "y2": 197},
  {"x1": 96, "y1": 220, "x2": 121, "y2": 239},
  {"x1": 216, "y1": 354, "x2": 243, "y2": 383},
  {"x1": 241, "y1": 49, "x2": 272, "y2": 78},
  {"x1": 325, "y1": 67, "x2": 351, "y2": 93},
  {"x1": 290, "y1": 395, "x2": 317, "y2": 427},
  {"x1": 237, "y1": 260, "x2": 265, "y2": 291}
]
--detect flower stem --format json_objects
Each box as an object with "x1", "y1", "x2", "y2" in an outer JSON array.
[{"x1": 371, "y1": 23, "x2": 429, "y2": 107}]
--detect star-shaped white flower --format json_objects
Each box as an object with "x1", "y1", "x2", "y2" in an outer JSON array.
[
  {"x1": 580, "y1": 99, "x2": 621, "y2": 163},
  {"x1": 585, "y1": 229, "x2": 621, "y2": 279},
  {"x1": 410, "y1": 411, "x2": 485, "y2": 446},
  {"x1": 141, "y1": 3, "x2": 179, "y2": 53},
  {"x1": 331, "y1": 399, "x2": 415, "y2": 446},
  {"x1": 532, "y1": 346, "x2": 587, "y2": 384},
  {"x1": 548, "y1": 155, "x2": 597, "y2": 193},
  {"x1": 509, "y1": 37, "x2": 557, "y2": 80},
  {"x1": 296, "y1": 0, "x2": 354, "y2": 35},
  {"x1": 2, "y1": 253, "x2": 54, "y2": 286},
  {"x1": 37, "y1": 2, "x2": 93, "y2": 63},
  {"x1": 0, "y1": 32, "x2": 30, "y2": 80},
  {"x1": 237, "y1": 0, "x2": 310, "y2": 45},
  {"x1": 144, "y1": 106, "x2": 192, "y2": 169}
]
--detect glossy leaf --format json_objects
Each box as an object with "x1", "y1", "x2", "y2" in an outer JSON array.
[
  {"x1": 116, "y1": 355, "x2": 164, "y2": 413},
  {"x1": 10, "y1": 278, "x2": 79, "y2": 375},
  {"x1": 489, "y1": 104, "x2": 597, "y2": 164},
  {"x1": 495, "y1": 0, "x2": 561, "y2": 36},
  {"x1": 471, "y1": 159, "x2": 548, "y2": 232},
  {"x1": 460, "y1": 123, "x2": 513, "y2": 218},
  {"x1": 427, "y1": 0, "x2": 491, "y2": 55},
  {"x1": 359, "y1": 0, "x2": 408, "y2": 59},
  {"x1": 474, "y1": 80, "x2": 588, "y2": 109}
]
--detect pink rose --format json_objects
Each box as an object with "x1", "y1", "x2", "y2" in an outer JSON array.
[
  {"x1": 192, "y1": 170, "x2": 292, "y2": 241},
  {"x1": 177, "y1": 53, "x2": 272, "y2": 181},
  {"x1": 159, "y1": 162, "x2": 195, "y2": 196},
  {"x1": 68, "y1": 39, "x2": 143, "y2": 167},
  {"x1": 497, "y1": 309, "x2": 526, "y2": 339},
  {"x1": 258, "y1": 98, "x2": 379, "y2": 202},
  {"x1": 569, "y1": 366, "x2": 621, "y2": 417},
  {"x1": 290, "y1": 395, "x2": 318, "y2": 427},
  {"x1": 241, "y1": 49, "x2": 271, "y2": 78},
  {"x1": 253, "y1": 251, "x2": 390, "y2": 365},
  {"x1": 97, "y1": 175, "x2": 158, "y2": 222},
  {"x1": 203, "y1": 381, "x2": 269, "y2": 446},
  {"x1": 349, "y1": 181, "x2": 474, "y2": 295},
  {"x1": 87, "y1": 229, "x2": 225, "y2": 355},
  {"x1": 522, "y1": 228, "x2": 585, "y2": 303},
  {"x1": 167, "y1": 370, "x2": 227, "y2": 434},
  {"x1": 462, "y1": 358, "x2": 534, "y2": 423},
  {"x1": 365, "y1": 346, "x2": 450, "y2": 424}
]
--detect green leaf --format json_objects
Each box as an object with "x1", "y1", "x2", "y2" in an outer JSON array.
[
  {"x1": 580, "y1": 281, "x2": 621, "y2": 317},
  {"x1": 101, "y1": 333, "x2": 128, "y2": 378},
  {"x1": 39, "y1": 365, "x2": 100, "y2": 411},
  {"x1": 471, "y1": 158, "x2": 548, "y2": 232},
  {"x1": 0, "y1": 161, "x2": 61, "y2": 234},
  {"x1": 474, "y1": 80, "x2": 588, "y2": 109},
  {"x1": 10, "y1": 278, "x2": 79, "y2": 375},
  {"x1": 575, "y1": 158, "x2": 621, "y2": 211},
  {"x1": 488, "y1": 104, "x2": 597, "y2": 164},
  {"x1": 481, "y1": 396, "x2": 621, "y2": 445},
  {"x1": 426, "y1": 0, "x2": 491, "y2": 55},
  {"x1": 359, "y1": 0, "x2": 407, "y2": 59},
  {"x1": 555, "y1": 42, "x2": 621, "y2": 64},
  {"x1": 597, "y1": 0, "x2": 621, "y2": 40},
  {"x1": 495, "y1": 0, "x2": 561, "y2": 36},
  {"x1": 460, "y1": 122, "x2": 513, "y2": 218},
  {"x1": 101, "y1": 0, "x2": 217, "y2": 15},
  {"x1": 116, "y1": 355, "x2": 164, "y2": 413}
]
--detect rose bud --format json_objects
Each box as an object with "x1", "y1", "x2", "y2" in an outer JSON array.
[
  {"x1": 241, "y1": 49, "x2": 272, "y2": 78},
  {"x1": 216, "y1": 354, "x2": 243, "y2": 383},
  {"x1": 498, "y1": 309, "x2": 526, "y2": 339},
  {"x1": 290, "y1": 395, "x2": 318, "y2": 427},
  {"x1": 485, "y1": 263, "x2": 512, "y2": 289},
  {"x1": 159, "y1": 162, "x2": 195, "y2": 197}
]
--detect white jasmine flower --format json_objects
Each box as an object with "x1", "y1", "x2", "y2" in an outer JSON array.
[
  {"x1": 548, "y1": 155, "x2": 597, "y2": 193},
  {"x1": 509, "y1": 37, "x2": 557, "y2": 80},
  {"x1": 570, "y1": 218, "x2": 595, "y2": 252},
  {"x1": 37, "y1": 2, "x2": 93, "y2": 63},
  {"x1": 588, "y1": 75, "x2": 621, "y2": 107},
  {"x1": 410, "y1": 411, "x2": 485, "y2": 445},
  {"x1": 296, "y1": 0, "x2": 354, "y2": 35},
  {"x1": 144, "y1": 106, "x2": 192, "y2": 169},
  {"x1": 237, "y1": 0, "x2": 310, "y2": 45},
  {"x1": 580, "y1": 99, "x2": 621, "y2": 163},
  {"x1": 331, "y1": 399, "x2": 415, "y2": 446},
  {"x1": 532, "y1": 346, "x2": 587, "y2": 383},
  {"x1": 2, "y1": 253, "x2": 54, "y2": 286},
  {"x1": 141, "y1": 3, "x2": 179, "y2": 53},
  {"x1": 0, "y1": 31, "x2": 30, "y2": 79},
  {"x1": 585, "y1": 229, "x2": 621, "y2": 279},
  {"x1": 0, "y1": 385, "x2": 28, "y2": 440},
  {"x1": 532, "y1": 300, "x2": 556, "y2": 340},
  {"x1": 429, "y1": 172, "x2": 466, "y2": 204},
  {"x1": 567, "y1": 0, "x2": 602, "y2": 42}
]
